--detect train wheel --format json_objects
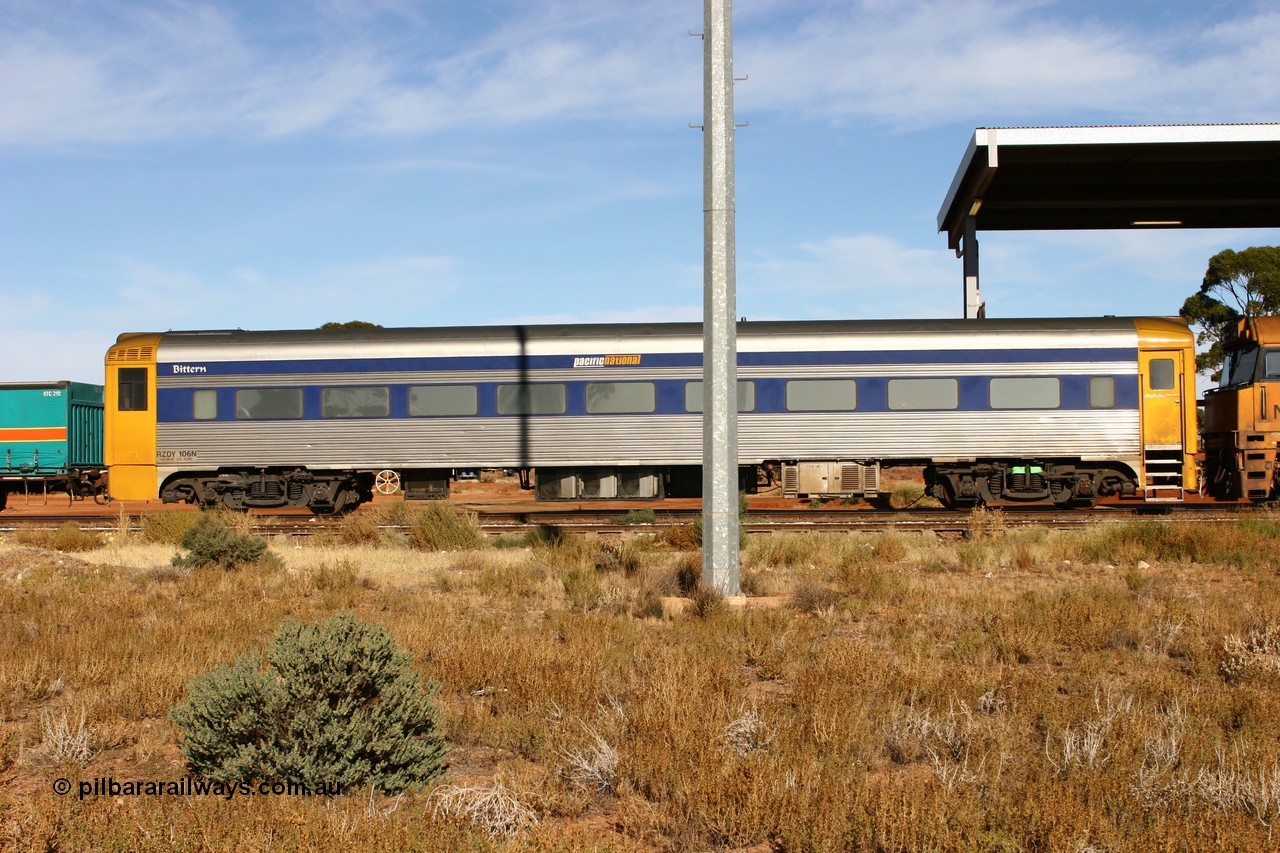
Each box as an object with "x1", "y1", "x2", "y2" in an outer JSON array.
[{"x1": 375, "y1": 470, "x2": 401, "y2": 495}]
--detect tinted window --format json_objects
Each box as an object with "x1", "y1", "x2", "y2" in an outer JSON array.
[
  {"x1": 989, "y1": 377, "x2": 1060, "y2": 409},
  {"x1": 1149, "y1": 359, "x2": 1176, "y2": 391},
  {"x1": 1089, "y1": 376, "x2": 1115, "y2": 409},
  {"x1": 497, "y1": 383, "x2": 566, "y2": 415},
  {"x1": 322, "y1": 386, "x2": 389, "y2": 418},
  {"x1": 585, "y1": 382, "x2": 656, "y2": 414},
  {"x1": 193, "y1": 389, "x2": 217, "y2": 420},
  {"x1": 409, "y1": 385, "x2": 478, "y2": 417},
  {"x1": 887, "y1": 378, "x2": 958, "y2": 410},
  {"x1": 785, "y1": 379, "x2": 857, "y2": 412},
  {"x1": 685, "y1": 380, "x2": 756, "y2": 413},
  {"x1": 118, "y1": 367, "x2": 148, "y2": 412},
  {"x1": 236, "y1": 388, "x2": 303, "y2": 420},
  {"x1": 1222, "y1": 347, "x2": 1258, "y2": 388},
  {"x1": 1265, "y1": 351, "x2": 1280, "y2": 380}
]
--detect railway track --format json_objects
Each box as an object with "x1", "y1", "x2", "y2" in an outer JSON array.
[{"x1": 0, "y1": 502, "x2": 1258, "y2": 539}]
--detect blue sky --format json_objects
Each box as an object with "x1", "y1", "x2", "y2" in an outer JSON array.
[{"x1": 3, "y1": 0, "x2": 1279, "y2": 383}]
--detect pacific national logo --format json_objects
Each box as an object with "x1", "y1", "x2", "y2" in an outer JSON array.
[{"x1": 572, "y1": 354, "x2": 642, "y2": 368}]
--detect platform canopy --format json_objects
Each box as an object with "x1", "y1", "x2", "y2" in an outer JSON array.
[{"x1": 937, "y1": 124, "x2": 1280, "y2": 317}]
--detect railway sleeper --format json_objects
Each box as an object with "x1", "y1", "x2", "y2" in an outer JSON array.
[
  {"x1": 925, "y1": 461, "x2": 1137, "y2": 509},
  {"x1": 161, "y1": 468, "x2": 373, "y2": 514}
]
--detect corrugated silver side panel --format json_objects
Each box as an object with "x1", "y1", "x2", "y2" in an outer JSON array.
[{"x1": 157, "y1": 410, "x2": 1140, "y2": 469}]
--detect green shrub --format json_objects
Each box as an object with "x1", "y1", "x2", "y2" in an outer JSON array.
[
  {"x1": 563, "y1": 564, "x2": 602, "y2": 611},
  {"x1": 337, "y1": 511, "x2": 382, "y2": 546},
  {"x1": 406, "y1": 503, "x2": 482, "y2": 551},
  {"x1": 7, "y1": 527, "x2": 54, "y2": 548},
  {"x1": 593, "y1": 540, "x2": 642, "y2": 575},
  {"x1": 51, "y1": 522, "x2": 103, "y2": 552},
  {"x1": 791, "y1": 578, "x2": 841, "y2": 613},
  {"x1": 140, "y1": 509, "x2": 202, "y2": 545},
  {"x1": 172, "y1": 513, "x2": 269, "y2": 569},
  {"x1": 889, "y1": 480, "x2": 942, "y2": 509},
  {"x1": 610, "y1": 507, "x2": 656, "y2": 525},
  {"x1": 675, "y1": 552, "x2": 701, "y2": 594},
  {"x1": 170, "y1": 613, "x2": 447, "y2": 794}
]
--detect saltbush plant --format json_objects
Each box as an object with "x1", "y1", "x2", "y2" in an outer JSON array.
[
  {"x1": 406, "y1": 503, "x2": 483, "y2": 551},
  {"x1": 9, "y1": 523, "x2": 102, "y2": 552},
  {"x1": 172, "y1": 513, "x2": 269, "y2": 569},
  {"x1": 140, "y1": 509, "x2": 203, "y2": 545},
  {"x1": 170, "y1": 612, "x2": 448, "y2": 794}
]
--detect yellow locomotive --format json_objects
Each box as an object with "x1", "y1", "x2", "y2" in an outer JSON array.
[{"x1": 1202, "y1": 317, "x2": 1280, "y2": 501}]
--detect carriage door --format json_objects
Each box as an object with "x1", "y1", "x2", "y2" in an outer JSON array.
[{"x1": 1139, "y1": 351, "x2": 1185, "y2": 498}]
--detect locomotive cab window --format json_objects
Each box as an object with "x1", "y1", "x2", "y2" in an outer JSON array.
[
  {"x1": 236, "y1": 388, "x2": 303, "y2": 420},
  {"x1": 410, "y1": 385, "x2": 478, "y2": 417},
  {"x1": 118, "y1": 367, "x2": 148, "y2": 411},
  {"x1": 887, "y1": 378, "x2": 958, "y2": 410},
  {"x1": 1148, "y1": 359, "x2": 1176, "y2": 391},
  {"x1": 322, "y1": 386, "x2": 390, "y2": 418},
  {"x1": 989, "y1": 377, "x2": 1060, "y2": 409},
  {"x1": 1088, "y1": 377, "x2": 1115, "y2": 409},
  {"x1": 193, "y1": 389, "x2": 217, "y2": 420},
  {"x1": 1220, "y1": 347, "x2": 1258, "y2": 388},
  {"x1": 497, "y1": 383, "x2": 566, "y2": 415},
  {"x1": 585, "y1": 382, "x2": 656, "y2": 414},
  {"x1": 786, "y1": 379, "x2": 857, "y2": 412},
  {"x1": 1265, "y1": 351, "x2": 1280, "y2": 380},
  {"x1": 685, "y1": 380, "x2": 756, "y2": 413}
]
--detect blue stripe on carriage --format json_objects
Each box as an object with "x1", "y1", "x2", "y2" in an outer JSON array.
[
  {"x1": 157, "y1": 347, "x2": 1137, "y2": 377},
  {"x1": 155, "y1": 375, "x2": 1141, "y2": 423}
]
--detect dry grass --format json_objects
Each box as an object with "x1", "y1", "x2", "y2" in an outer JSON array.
[{"x1": 3, "y1": 512, "x2": 1280, "y2": 850}]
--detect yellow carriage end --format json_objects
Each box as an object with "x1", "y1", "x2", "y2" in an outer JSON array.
[
  {"x1": 1131, "y1": 318, "x2": 1198, "y2": 497},
  {"x1": 104, "y1": 333, "x2": 163, "y2": 501}
]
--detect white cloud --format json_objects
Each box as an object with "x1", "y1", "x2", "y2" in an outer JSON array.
[
  {"x1": 491, "y1": 305, "x2": 702, "y2": 326},
  {"x1": 742, "y1": 233, "x2": 960, "y2": 319},
  {"x1": 738, "y1": 0, "x2": 1280, "y2": 126},
  {"x1": 5, "y1": 1, "x2": 1275, "y2": 145},
  {"x1": 32, "y1": 254, "x2": 459, "y2": 334},
  {"x1": 307, "y1": 256, "x2": 459, "y2": 324}
]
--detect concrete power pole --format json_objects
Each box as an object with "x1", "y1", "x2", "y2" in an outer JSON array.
[{"x1": 702, "y1": 0, "x2": 740, "y2": 595}]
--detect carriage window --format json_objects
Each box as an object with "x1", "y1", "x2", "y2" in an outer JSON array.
[
  {"x1": 989, "y1": 377, "x2": 1060, "y2": 409},
  {"x1": 685, "y1": 380, "x2": 756, "y2": 413},
  {"x1": 410, "y1": 385, "x2": 478, "y2": 417},
  {"x1": 497, "y1": 383, "x2": 566, "y2": 415},
  {"x1": 786, "y1": 379, "x2": 857, "y2": 411},
  {"x1": 585, "y1": 382, "x2": 656, "y2": 414},
  {"x1": 235, "y1": 388, "x2": 303, "y2": 420},
  {"x1": 1148, "y1": 359, "x2": 1176, "y2": 391},
  {"x1": 887, "y1": 378, "x2": 958, "y2": 410},
  {"x1": 118, "y1": 367, "x2": 148, "y2": 412},
  {"x1": 322, "y1": 386, "x2": 389, "y2": 418},
  {"x1": 1088, "y1": 377, "x2": 1115, "y2": 409},
  {"x1": 193, "y1": 389, "x2": 218, "y2": 420}
]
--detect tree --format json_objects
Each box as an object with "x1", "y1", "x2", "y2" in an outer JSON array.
[
  {"x1": 319, "y1": 320, "x2": 383, "y2": 329},
  {"x1": 1179, "y1": 246, "x2": 1280, "y2": 376}
]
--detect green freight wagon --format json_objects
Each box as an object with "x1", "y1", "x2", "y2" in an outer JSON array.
[{"x1": 0, "y1": 381, "x2": 106, "y2": 509}]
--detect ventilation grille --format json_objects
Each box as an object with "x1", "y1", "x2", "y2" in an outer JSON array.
[{"x1": 107, "y1": 346, "x2": 155, "y2": 362}]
